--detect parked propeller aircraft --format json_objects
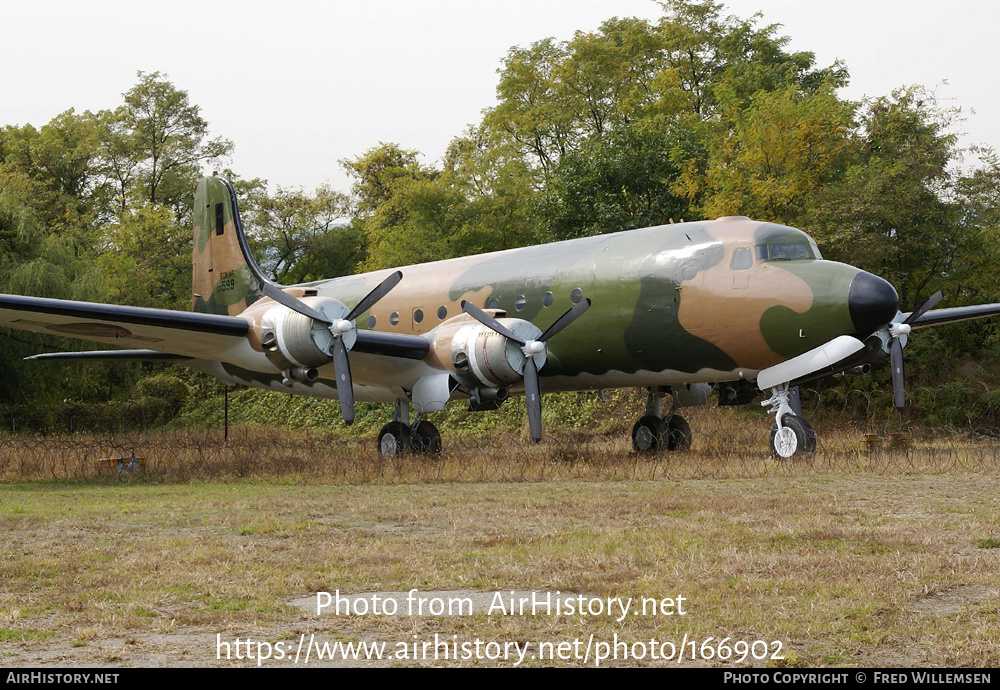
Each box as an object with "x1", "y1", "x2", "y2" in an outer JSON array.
[{"x1": 4, "y1": 175, "x2": 1000, "y2": 458}]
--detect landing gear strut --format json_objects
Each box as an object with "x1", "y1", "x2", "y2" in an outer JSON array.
[
  {"x1": 762, "y1": 385, "x2": 815, "y2": 458},
  {"x1": 631, "y1": 388, "x2": 692, "y2": 453},
  {"x1": 377, "y1": 398, "x2": 442, "y2": 458}
]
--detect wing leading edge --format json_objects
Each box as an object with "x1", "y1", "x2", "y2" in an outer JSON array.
[
  {"x1": 0, "y1": 293, "x2": 249, "y2": 361},
  {"x1": 5, "y1": 293, "x2": 430, "y2": 368},
  {"x1": 910, "y1": 303, "x2": 1000, "y2": 329}
]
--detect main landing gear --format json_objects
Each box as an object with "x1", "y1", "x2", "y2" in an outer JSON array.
[
  {"x1": 631, "y1": 388, "x2": 692, "y2": 453},
  {"x1": 377, "y1": 399, "x2": 442, "y2": 458},
  {"x1": 762, "y1": 385, "x2": 815, "y2": 459}
]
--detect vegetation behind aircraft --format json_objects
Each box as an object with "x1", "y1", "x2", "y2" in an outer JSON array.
[{"x1": 0, "y1": 0, "x2": 998, "y2": 429}]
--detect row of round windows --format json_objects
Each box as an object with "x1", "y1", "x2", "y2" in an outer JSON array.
[{"x1": 366, "y1": 287, "x2": 586, "y2": 328}]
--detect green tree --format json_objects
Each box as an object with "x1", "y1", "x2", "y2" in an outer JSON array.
[
  {"x1": 0, "y1": 110, "x2": 102, "y2": 235},
  {"x1": 343, "y1": 143, "x2": 443, "y2": 269},
  {"x1": 820, "y1": 88, "x2": 969, "y2": 310},
  {"x1": 342, "y1": 142, "x2": 431, "y2": 218},
  {"x1": 543, "y1": 124, "x2": 690, "y2": 239},
  {"x1": 98, "y1": 71, "x2": 233, "y2": 221},
  {"x1": 244, "y1": 183, "x2": 362, "y2": 283},
  {"x1": 95, "y1": 205, "x2": 189, "y2": 309},
  {"x1": 696, "y1": 83, "x2": 855, "y2": 224}
]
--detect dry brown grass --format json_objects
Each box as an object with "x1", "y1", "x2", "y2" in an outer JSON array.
[
  {"x1": 3, "y1": 402, "x2": 1000, "y2": 484},
  {"x1": 2, "y1": 411, "x2": 999, "y2": 667}
]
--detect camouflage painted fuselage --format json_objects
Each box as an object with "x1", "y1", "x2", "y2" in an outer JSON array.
[{"x1": 192, "y1": 177, "x2": 874, "y2": 402}]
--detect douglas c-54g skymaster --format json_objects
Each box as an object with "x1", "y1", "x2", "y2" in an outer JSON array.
[{"x1": 3, "y1": 175, "x2": 1000, "y2": 458}]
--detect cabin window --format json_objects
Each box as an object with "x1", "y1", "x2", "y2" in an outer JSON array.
[
  {"x1": 390, "y1": 312, "x2": 400, "y2": 326},
  {"x1": 542, "y1": 291, "x2": 554, "y2": 307},
  {"x1": 570, "y1": 288, "x2": 583, "y2": 304},
  {"x1": 367, "y1": 315, "x2": 376, "y2": 328},
  {"x1": 731, "y1": 248, "x2": 752, "y2": 270},
  {"x1": 488, "y1": 298, "x2": 501, "y2": 309},
  {"x1": 437, "y1": 305, "x2": 447, "y2": 319},
  {"x1": 514, "y1": 295, "x2": 526, "y2": 311},
  {"x1": 214, "y1": 203, "x2": 224, "y2": 235},
  {"x1": 413, "y1": 309, "x2": 424, "y2": 323}
]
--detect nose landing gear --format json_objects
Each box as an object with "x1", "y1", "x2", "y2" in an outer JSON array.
[{"x1": 762, "y1": 385, "x2": 815, "y2": 459}]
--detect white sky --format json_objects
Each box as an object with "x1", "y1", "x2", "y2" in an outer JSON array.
[{"x1": 2, "y1": 0, "x2": 998, "y2": 192}]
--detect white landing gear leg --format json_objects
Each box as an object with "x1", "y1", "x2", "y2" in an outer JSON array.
[{"x1": 762, "y1": 384, "x2": 815, "y2": 459}]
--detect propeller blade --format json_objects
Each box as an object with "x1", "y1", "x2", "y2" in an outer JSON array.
[
  {"x1": 890, "y1": 336, "x2": 905, "y2": 411},
  {"x1": 346, "y1": 271, "x2": 403, "y2": 322},
  {"x1": 260, "y1": 281, "x2": 332, "y2": 325},
  {"x1": 523, "y1": 357, "x2": 542, "y2": 442},
  {"x1": 461, "y1": 300, "x2": 526, "y2": 345},
  {"x1": 904, "y1": 290, "x2": 944, "y2": 325},
  {"x1": 539, "y1": 298, "x2": 591, "y2": 342},
  {"x1": 332, "y1": 336, "x2": 355, "y2": 424}
]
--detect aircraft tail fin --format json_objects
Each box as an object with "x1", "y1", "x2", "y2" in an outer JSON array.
[{"x1": 191, "y1": 176, "x2": 267, "y2": 316}]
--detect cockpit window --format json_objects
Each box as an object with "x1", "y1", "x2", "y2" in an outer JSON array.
[
  {"x1": 731, "y1": 248, "x2": 752, "y2": 270},
  {"x1": 755, "y1": 242, "x2": 815, "y2": 261}
]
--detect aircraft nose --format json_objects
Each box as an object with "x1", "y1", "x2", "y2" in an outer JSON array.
[{"x1": 848, "y1": 271, "x2": 898, "y2": 335}]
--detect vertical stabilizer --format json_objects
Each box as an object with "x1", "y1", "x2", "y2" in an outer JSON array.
[{"x1": 191, "y1": 176, "x2": 266, "y2": 316}]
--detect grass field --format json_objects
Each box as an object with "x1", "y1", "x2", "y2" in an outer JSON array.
[{"x1": 2, "y1": 414, "x2": 999, "y2": 667}]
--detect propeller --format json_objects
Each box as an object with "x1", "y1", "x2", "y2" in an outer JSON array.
[
  {"x1": 260, "y1": 271, "x2": 403, "y2": 424},
  {"x1": 461, "y1": 298, "x2": 591, "y2": 441},
  {"x1": 886, "y1": 290, "x2": 943, "y2": 411}
]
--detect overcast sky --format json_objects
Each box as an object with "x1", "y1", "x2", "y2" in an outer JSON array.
[{"x1": 3, "y1": 0, "x2": 998, "y2": 192}]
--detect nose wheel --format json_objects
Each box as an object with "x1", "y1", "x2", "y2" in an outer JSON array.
[
  {"x1": 762, "y1": 386, "x2": 815, "y2": 459},
  {"x1": 768, "y1": 415, "x2": 816, "y2": 459}
]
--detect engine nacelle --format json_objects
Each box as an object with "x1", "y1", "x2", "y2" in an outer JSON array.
[
  {"x1": 259, "y1": 296, "x2": 352, "y2": 370},
  {"x1": 450, "y1": 318, "x2": 545, "y2": 389}
]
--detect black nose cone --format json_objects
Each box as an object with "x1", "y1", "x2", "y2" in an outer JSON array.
[{"x1": 849, "y1": 272, "x2": 898, "y2": 335}]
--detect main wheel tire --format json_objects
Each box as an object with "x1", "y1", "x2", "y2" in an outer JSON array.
[
  {"x1": 667, "y1": 414, "x2": 692, "y2": 451},
  {"x1": 378, "y1": 421, "x2": 411, "y2": 458},
  {"x1": 769, "y1": 415, "x2": 816, "y2": 459},
  {"x1": 632, "y1": 415, "x2": 668, "y2": 453},
  {"x1": 408, "y1": 420, "x2": 442, "y2": 455}
]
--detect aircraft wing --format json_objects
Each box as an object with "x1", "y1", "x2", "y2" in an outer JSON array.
[
  {"x1": 24, "y1": 349, "x2": 193, "y2": 361},
  {"x1": 3, "y1": 293, "x2": 430, "y2": 367},
  {"x1": 910, "y1": 303, "x2": 1000, "y2": 329},
  {"x1": 0, "y1": 294, "x2": 249, "y2": 361}
]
